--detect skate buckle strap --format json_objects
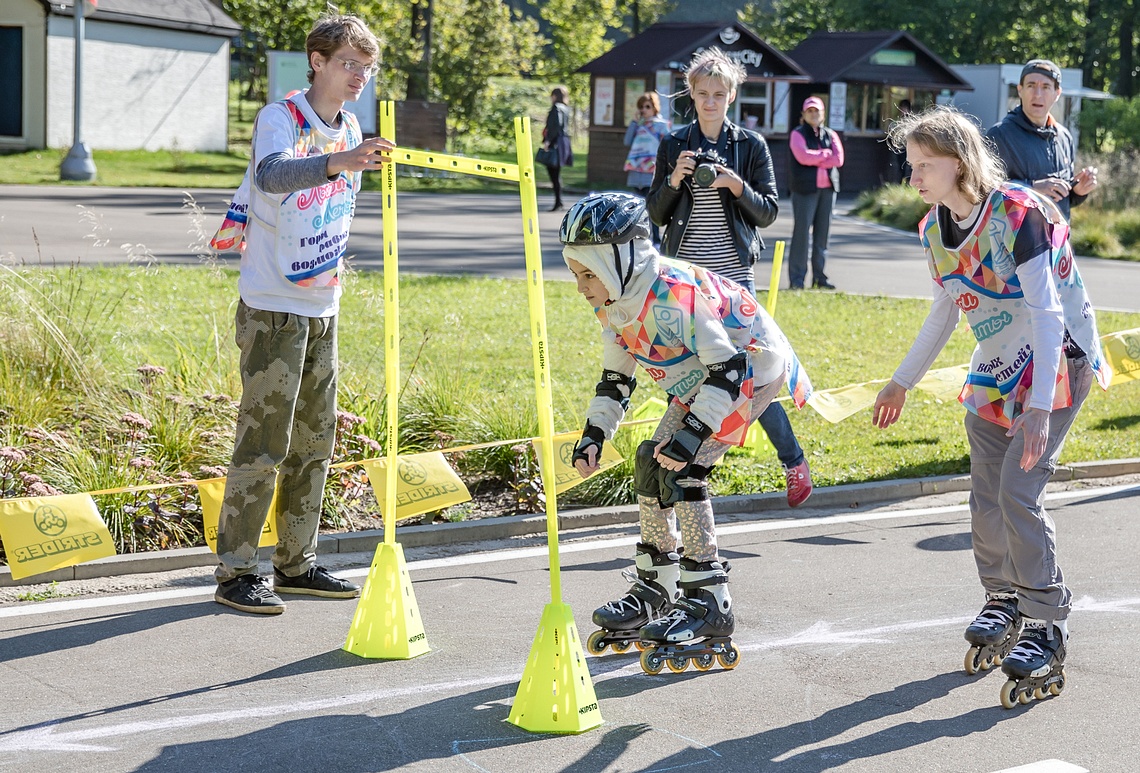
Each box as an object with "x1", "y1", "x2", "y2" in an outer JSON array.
[
  {"x1": 672, "y1": 596, "x2": 711, "y2": 620},
  {"x1": 1007, "y1": 624, "x2": 1060, "y2": 663},
  {"x1": 678, "y1": 574, "x2": 729, "y2": 591}
]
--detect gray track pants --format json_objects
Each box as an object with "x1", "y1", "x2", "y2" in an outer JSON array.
[{"x1": 964, "y1": 357, "x2": 1094, "y2": 623}]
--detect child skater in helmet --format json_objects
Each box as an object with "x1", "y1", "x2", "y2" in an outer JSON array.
[{"x1": 562, "y1": 192, "x2": 812, "y2": 673}]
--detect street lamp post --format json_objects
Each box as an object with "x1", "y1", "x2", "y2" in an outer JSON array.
[{"x1": 60, "y1": 0, "x2": 97, "y2": 181}]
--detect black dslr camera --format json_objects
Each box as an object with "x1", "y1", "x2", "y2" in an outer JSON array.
[{"x1": 690, "y1": 150, "x2": 726, "y2": 188}]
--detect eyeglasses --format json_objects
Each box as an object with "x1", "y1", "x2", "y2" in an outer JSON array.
[{"x1": 333, "y1": 56, "x2": 379, "y2": 79}]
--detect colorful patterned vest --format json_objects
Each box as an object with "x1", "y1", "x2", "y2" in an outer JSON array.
[
  {"x1": 211, "y1": 99, "x2": 361, "y2": 289},
  {"x1": 919, "y1": 184, "x2": 1111, "y2": 427},
  {"x1": 598, "y1": 259, "x2": 811, "y2": 445}
]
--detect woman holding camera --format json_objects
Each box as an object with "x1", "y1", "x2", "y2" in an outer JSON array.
[{"x1": 646, "y1": 47, "x2": 813, "y2": 507}]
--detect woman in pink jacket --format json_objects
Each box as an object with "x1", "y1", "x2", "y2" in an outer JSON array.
[{"x1": 787, "y1": 96, "x2": 844, "y2": 290}]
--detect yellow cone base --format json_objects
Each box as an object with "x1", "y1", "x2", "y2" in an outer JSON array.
[
  {"x1": 343, "y1": 542, "x2": 430, "y2": 660},
  {"x1": 507, "y1": 602, "x2": 603, "y2": 734}
]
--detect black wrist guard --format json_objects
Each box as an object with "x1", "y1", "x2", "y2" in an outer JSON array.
[
  {"x1": 659, "y1": 412, "x2": 713, "y2": 465},
  {"x1": 572, "y1": 423, "x2": 606, "y2": 466}
]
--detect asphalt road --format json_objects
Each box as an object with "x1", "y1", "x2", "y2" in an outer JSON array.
[
  {"x1": 2, "y1": 479, "x2": 1138, "y2": 773},
  {"x1": 1, "y1": 185, "x2": 1138, "y2": 312}
]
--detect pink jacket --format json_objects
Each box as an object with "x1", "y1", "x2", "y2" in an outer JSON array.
[{"x1": 790, "y1": 126, "x2": 845, "y2": 189}]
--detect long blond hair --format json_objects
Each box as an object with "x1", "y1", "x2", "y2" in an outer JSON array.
[{"x1": 886, "y1": 106, "x2": 1005, "y2": 204}]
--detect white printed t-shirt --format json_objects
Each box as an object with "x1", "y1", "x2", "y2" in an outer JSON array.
[{"x1": 239, "y1": 91, "x2": 362, "y2": 318}]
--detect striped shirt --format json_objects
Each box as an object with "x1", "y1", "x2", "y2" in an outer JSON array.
[{"x1": 675, "y1": 185, "x2": 746, "y2": 283}]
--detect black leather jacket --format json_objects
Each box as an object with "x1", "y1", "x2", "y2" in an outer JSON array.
[{"x1": 646, "y1": 120, "x2": 779, "y2": 267}]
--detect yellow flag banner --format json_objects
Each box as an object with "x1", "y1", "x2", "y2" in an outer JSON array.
[
  {"x1": 914, "y1": 364, "x2": 971, "y2": 402},
  {"x1": 807, "y1": 381, "x2": 884, "y2": 424},
  {"x1": 730, "y1": 419, "x2": 776, "y2": 457},
  {"x1": 539, "y1": 431, "x2": 626, "y2": 495},
  {"x1": 362, "y1": 452, "x2": 471, "y2": 520},
  {"x1": 197, "y1": 478, "x2": 279, "y2": 553},
  {"x1": 1102, "y1": 327, "x2": 1140, "y2": 387},
  {"x1": 0, "y1": 494, "x2": 115, "y2": 580}
]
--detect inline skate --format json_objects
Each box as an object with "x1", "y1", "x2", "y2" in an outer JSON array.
[
  {"x1": 586, "y1": 543, "x2": 680, "y2": 656},
  {"x1": 638, "y1": 557, "x2": 740, "y2": 674},
  {"x1": 998, "y1": 618, "x2": 1068, "y2": 709},
  {"x1": 963, "y1": 594, "x2": 1021, "y2": 675}
]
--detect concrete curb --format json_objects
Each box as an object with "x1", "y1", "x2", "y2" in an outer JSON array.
[{"x1": 3, "y1": 459, "x2": 1138, "y2": 587}]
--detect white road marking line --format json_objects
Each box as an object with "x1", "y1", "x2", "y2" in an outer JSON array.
[
  {"x1": 989, "y1": 760, "x2": 1088, "y2": 773},
  {"x1": 2, "y1": 597, "x2": 1138, "y2": 755},
  {"x1": 1, "y1": 483, "x2": 1136, "y2": 620}
]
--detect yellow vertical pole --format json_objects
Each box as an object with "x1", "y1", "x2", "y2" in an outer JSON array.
[
  {"x1": 507, "y1": 117, "x2": 602, "y2": 734},
  {"x1": 766, "y1": 239, "x2": 785, "y2": 317},
  {"x1": 343, "y1": 100, "x2": 429, "y2": 660}
]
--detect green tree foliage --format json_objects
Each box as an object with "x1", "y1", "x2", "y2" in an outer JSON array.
[
  {"x1": 1079, "y1": 95, "x2": 1140, "y2": 152},
  {"x1": 222, "y1": 1, "x2": 387, "y2": 100},
  {"x1": 740, "y1": 0, "x2": 1138, "y2": 97},
  {"x1": 430, "y1": 0, "x2": 544, "y2": 137}
]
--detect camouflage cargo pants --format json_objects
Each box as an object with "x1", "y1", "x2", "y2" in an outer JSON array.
[{"x1": 214, "y1": 300, "x2": 338, "y2": 582}]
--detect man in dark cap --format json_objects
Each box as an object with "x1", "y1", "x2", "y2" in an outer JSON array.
[{"x1": 986, "y1": 59, "x2": 1098, "y2": 221}]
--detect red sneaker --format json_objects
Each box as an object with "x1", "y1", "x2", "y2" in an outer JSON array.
[{"x1": 785, "y1": 460, "x2": 813, "y2": 507}]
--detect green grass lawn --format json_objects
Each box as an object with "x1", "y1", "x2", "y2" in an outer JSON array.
[{"x1": 4, "y1": 265, "x2": 1138, "y2": 499}]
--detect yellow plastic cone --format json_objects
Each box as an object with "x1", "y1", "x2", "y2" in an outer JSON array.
[
  {"x1": 507, "y1": 602, "x2": 603, "y2": 734},
  {"x1": 343, "y1": 542, "x2": 430, "y2": 659}
]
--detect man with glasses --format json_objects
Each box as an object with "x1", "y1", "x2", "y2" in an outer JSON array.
[
  {"x1": 213, "y1": 13, "x2": 393, "y2": 615},
  {"x1": 986, "y1": 59, "x2": 1099, "y2": 221}
]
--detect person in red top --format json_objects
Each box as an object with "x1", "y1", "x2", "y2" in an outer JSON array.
[{"x1": 787, "y1": 96, "x2": 845, "y2": 290}]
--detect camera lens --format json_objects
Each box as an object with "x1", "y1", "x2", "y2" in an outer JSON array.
[{"x1": 693, "y1": 163, "x2": 718, "y2": 187}]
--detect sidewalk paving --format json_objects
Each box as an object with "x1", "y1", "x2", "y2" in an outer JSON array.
[{"x1": 4, "y1": 458, "x2": 1137, "y2": 591}]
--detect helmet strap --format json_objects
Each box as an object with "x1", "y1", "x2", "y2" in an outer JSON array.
[{"x1": 613, "y1": 242, "x2": 635, "y2": 296}]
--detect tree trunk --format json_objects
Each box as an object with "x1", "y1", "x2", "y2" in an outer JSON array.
[
  {"x1": 1081, "y1": 0, "x2": 1104, "y2": 91},
  {"x1": 406, "y1": 0, "x2": 434, "y2": 101},
  {"x1": 1118, "y1": 7, "x2": 1135, "y2": 96}
]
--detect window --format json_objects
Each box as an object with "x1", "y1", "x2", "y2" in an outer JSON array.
[
  {"x1": 843, "y1": 85, "x2": 938, "y2": 134},
  {"x1": 735, "y1": 81, "x2": 770, "y2": 131}
]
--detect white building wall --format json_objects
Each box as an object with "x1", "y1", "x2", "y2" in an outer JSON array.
[{"x1": 46, "y1": 16, "x2": 230, "y2": 151}]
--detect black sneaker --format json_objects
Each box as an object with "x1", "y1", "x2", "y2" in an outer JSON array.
[
  {"x1": 274, "y1": 566, "x2": 361, "y2": 598},
  {"x1": 812, "y1": 279, "x2": 837, "y2": 290},
  {"x1": 215, "y1": 574, "x2": 286, "y2": 615}
]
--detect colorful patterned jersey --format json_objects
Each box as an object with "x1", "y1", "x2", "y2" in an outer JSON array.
[
  {"x1": 920, "y1": 184, "x2": 1111, "y2": 427},
  {"x1": 597, "y1": 258, "x2": 811, "y2": 445}
]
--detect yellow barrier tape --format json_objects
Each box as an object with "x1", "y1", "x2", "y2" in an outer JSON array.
[
  {"x1": 4, "y1": 330, "x2": 1135, "y2": 503},
  {"x1": 0, "y1": 494, "x2": 114, "y2": 580},
  {"x1": 362, "y1": 451, "x2": 471, "y2": 519},
  {"x1": 1102, "y1": 326, "x2": 1140, "y2": 387},
  {"x1": 537, "y1": 431, "x2": 625, "y2": 495}
]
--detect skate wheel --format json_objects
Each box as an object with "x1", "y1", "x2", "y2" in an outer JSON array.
[
  {"x1": 586, "y1": 630, "x2": 609, "y2": 656},
  {"x1": 964, "y1": 646, "x2": 982, "y2": 675},
  {"x1": 640, "y1": 649, "x2": 664, "y2": 675},
  {"x1": 610, "y1": 640, "x2": 632, "y2": 654},
  {"x1": 635, "y1": 641, "x2": 652, "y2": 652},
  {"x1": 1017, "y1": 688, "x2": 1031, "y2": 704},
  {"x1": 1033, "y1": 686, "x2": 1048, "y2": 700},
  {"x1": 666, "y1": 656, "x2": 688, "y2": 673},
  {"x1": 980, "y1": 656, "x2": 993, "y2": 671},
  {"x1": 717, "y1": 644, "x2": 741, "y2": 670},
  {"x1": 693, "y1": 653, "x2": 716, "y2": 671},
  {"x1": 1049, "y1": 667, "x2": 1066, "y2": 696},
  {"x1": 1000, "y1": 679, "x2": 1019, "y2": 709}
]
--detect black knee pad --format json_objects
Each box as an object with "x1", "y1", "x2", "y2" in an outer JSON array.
[
  {"x1": 659, "y1": 470, "x2": 711, "y2": 507},
  {"x1": 633, "y1": 440, "x2": 661, "y2": 500}
]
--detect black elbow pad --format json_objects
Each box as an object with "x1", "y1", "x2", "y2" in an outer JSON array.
[
  {"x1": 704, "y1": 352, "x2": 748, "y2": 401},
  {"x1": 595, "y1": 369, "x2": 637, "y2": 409}
]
